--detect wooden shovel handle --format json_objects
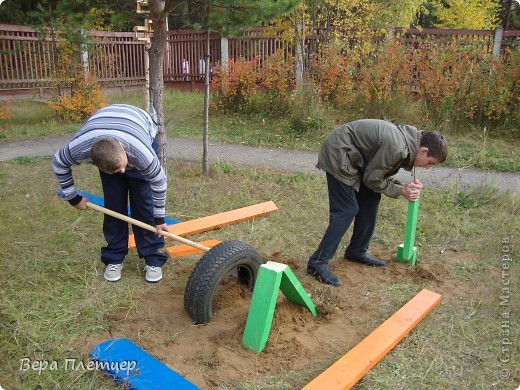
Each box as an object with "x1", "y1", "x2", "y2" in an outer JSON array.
[{"x1": 85, "y1": 201, "x2": 210, "y2": 252}]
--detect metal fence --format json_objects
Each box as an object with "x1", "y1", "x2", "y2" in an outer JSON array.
[
  {"x1": 0, "y1": 23, "x2": 519, "y2": 99},
  {"x1": 0, "y1": 24, "x2": 147, "y2": 98},
  {"x1": 87, "y1": 30, "x2": 146, "y2": 85}
]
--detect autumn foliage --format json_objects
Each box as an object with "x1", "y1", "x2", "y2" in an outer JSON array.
[
  {"x1": 0, "y1": 101, "x2": 12, "y2": 120},
  {"x1": 47, "y1": 35, "x2": 106, "y2": 121},
  {"x1": 50, "y1": 71, "x2": 107, "y2": 122},
  {"x1": 211, "y1": 38, "x2": 519, "y2": 129},
  {"x1": 211, "y1": 57, "x2": 261, "y2": 113},
  {"x1": 211, "y1": 50, "x2": 296, "y2": 114}
]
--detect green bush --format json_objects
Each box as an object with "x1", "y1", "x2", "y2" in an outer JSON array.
[{"x1": 289, "y1": 83, "x2": 328, "y2": 133}]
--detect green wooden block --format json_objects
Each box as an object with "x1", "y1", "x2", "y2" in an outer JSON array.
[
  {"x1": 280, "y1": 266, "x2": 318, "y2": 317},
  {"x1": 397, "y1": 244, "x2": 417, "y2": 266},
  {"x1": 241, "y1": 264, "x2": 282, "y2": 353},
  {"x1": 396, "y1": 197, "x2": 420, "y2": 265},
  {"x1": 242, "y1": 261, "x2": 317, "y2": 353}
]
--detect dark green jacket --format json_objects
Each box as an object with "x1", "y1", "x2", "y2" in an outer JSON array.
[{"x1": 316, "y1": 119, "x2": 421, "y2": 198}]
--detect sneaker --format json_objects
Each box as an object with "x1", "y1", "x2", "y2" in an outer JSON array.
[
  {"x1": 104, "y1": 264, "x2": 123, "y2": 282},
  {"x1": 145, "y1": 265, "x2": 162, "y2": 282}
]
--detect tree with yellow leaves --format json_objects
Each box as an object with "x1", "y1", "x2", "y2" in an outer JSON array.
[{"x1": 430, "y1": 0, "x2": 501, "y2": 29}]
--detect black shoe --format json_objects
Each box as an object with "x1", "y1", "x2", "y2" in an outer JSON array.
[
  {"x1": 345, "y1": 254, "x2": 385, "y2": 267},
  {"x1": 307, "y1": 265, "x2": 342, "y2": 286}
]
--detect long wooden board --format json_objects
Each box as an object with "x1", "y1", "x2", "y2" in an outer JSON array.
[
  {"x1": 128, "y1": 201, "x2": 278, "y2": 250},
  {"x1": 303, "y1": 289, "x2": 442, "y2": 390},
  {"x1": 166, "y1": 239, "x2": 221, "y2": 258}
]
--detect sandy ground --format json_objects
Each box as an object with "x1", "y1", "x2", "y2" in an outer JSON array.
[{"x1": 74, "y1": 244, "x2": 481, "y2": 389}]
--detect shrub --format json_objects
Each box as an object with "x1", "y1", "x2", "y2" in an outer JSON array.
[
  {"x1": 210, "y1": 36, "x2": 519, "y2": 135},
  {"x1": 289, "y1": 82, "x2": 328, "y2": 133},
  {"x1": 50, "y1": 71, "x2": 106, "y2": 121},
  {"x1": 477, "y1": 50, "x2": 519, "y2": 122},
  {"x1": 211, "y1": 57, "x2": 261, "y2": 113},
  {"x1": 413, "y1": 41, "x2": 477, "y2": 117},
  {"x1": 257, "y1": 50, "x2": 296, "y2": 113},
  {"x1": 308, "y1": 45, "x2": 356, "y2": 108},
  {"x1": 410, "y1": 41, "x2": 519, "y2": 124},
  {"x1": 355, "y1": 40, "x2": 414, "y2": 106},
  {"x1": 42, "y1": 30, "x2": 106, "y2": 122},
  {"x1": 0, "y1": 101, "x2": 11, "y2": 120}
]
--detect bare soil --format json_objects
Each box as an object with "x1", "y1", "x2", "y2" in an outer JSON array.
[{"x1": 74, "y1": 244, "x2": 485, "y2": 389}]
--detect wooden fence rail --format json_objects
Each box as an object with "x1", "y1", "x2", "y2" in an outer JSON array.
[
  {"x1": 87, "y1": 31, "x2": 147, "y2": 85},
  {"x1": 0, "y1": 23, "x2": 518, "y2": 100}
]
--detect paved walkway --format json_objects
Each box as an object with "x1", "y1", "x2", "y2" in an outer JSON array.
[{"x1": 0, "y1": 134, "x2": 518, "y2": 195}]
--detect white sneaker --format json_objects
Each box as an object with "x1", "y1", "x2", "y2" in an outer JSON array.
[
  {"x1": 144, "y1": 265, "x2": 162, "y2": 282},
  {"x1": 104, "y1": 264, "x2": 123, "y2": 282}
]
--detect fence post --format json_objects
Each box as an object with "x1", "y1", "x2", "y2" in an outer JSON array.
[
  {"x1": 386, "y1": 27, "x2": 395, "y2": 42},
  {"x1": 493, "y1": 26, "x2": 503, "y2": 59},
  {"x1": 220, "y1": 37, "x2": 228, "y2": 69},
  {"x1": 80, "y1": 29, "x2": 89, "y2": 72}
]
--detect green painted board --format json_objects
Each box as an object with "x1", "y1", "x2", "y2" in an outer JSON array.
[
  {"x1": 397, "y1": 197, "x2": 420, "y2": 265},
  {"x1": 242, "y1": 262, "x2": 317, "y2": 353},
  {"x1": 280, "y1": 266, "x2": 318, "y2": 316},
  {"x1": 241, "y1": 264, "x2": 282, "y2": 353}
]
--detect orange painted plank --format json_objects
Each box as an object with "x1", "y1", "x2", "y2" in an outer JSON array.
[
  {"x1": 166, "y1": 239, "x2": 221, "y2": 258},
  {"x1": 303, "y1": 289, "x2": 442, "y2": 390},
  {"x1": 128, "y1": 201, "x2": 277, "y2": 249}
]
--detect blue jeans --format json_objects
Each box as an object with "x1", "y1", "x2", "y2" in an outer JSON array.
[
  {"x1": 99, "y1": 169, "x2": 168, "y2": 267},
  {"x1": 308, "y1": 173, "x2": 381, "y2": 267},
  {"x1": 99, "y1": 137, "x2": 167, "y2": 267}
]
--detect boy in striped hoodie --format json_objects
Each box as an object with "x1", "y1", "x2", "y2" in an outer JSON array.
[{"x1": 53, "y1": 104, "x2": 169, "y2": 283}]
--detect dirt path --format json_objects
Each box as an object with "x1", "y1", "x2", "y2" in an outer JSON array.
[{"x1": 0, "y1": 135, "x2": 518, "y2": 194}]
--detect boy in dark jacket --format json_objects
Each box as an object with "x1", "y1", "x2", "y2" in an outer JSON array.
[{"x1": 307, "y1": 119, "x2": 448, "y2": 286}]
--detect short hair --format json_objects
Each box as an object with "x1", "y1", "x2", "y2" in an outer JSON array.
[
  {"x1": 91, "y1": 138, "x2": 125, "y2": 172},
  {"x1": 420, "y1": 131, "x2": 448, "y2": 163}
]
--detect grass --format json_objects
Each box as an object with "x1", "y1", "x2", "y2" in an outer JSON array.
[
  {"x1": 0, "y1": 90, "x2": 518, "y2": 388},
  {"x1": 0, "y1": 158, "x2": 518, "y2": 389},
  {"x1": 1, "y1": 89, "x2": 519, "y2": 172}
]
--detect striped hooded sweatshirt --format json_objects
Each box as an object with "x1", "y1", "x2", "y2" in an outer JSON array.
[{"x1": 52, "y1": 104, "x2": 167, "y2": 222}]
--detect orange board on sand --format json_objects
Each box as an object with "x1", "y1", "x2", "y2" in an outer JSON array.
[
  {"x1": 166, "y1": 239, "x2": 221, "y2": 258},
  {"x1": 128, "y1": 201, "x2": 278, "y2": 250},
  {"x1": 303, "y1": 288, "x2": 442, "y2": 390}
]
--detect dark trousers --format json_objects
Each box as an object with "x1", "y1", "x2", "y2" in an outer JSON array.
[
  {"x1": 99, "y1": 169, "x2": 167, "y2": 267},
  {"x1": 308, "y1": 173, "x2": 381, "y2": 267}
]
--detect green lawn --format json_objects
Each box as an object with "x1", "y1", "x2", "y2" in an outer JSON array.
[
  {"x1": 0, "y1": 89, "x2": 518, "y2": 389},
  {"x1": 0, "y1": 159, "x2": 518, "y2": 389}
]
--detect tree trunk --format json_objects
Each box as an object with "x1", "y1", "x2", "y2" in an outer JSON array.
[
  {"x1": 294, "y1": 8, "x2": 305, "y2": 90},
  {"x1": 502, "y1": 0, "x2": 513, "y2": 29},
  {"x1": 149, "y1": 0, "x2": 168, "y2": 172},
  {"x1": 202, "y1": 28, "x2": 211, "y2": 174}
]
